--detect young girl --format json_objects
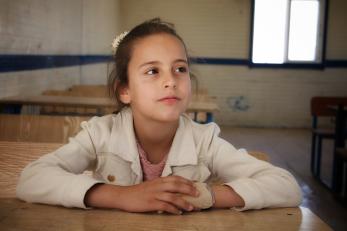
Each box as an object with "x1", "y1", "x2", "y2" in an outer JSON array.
[{"x1": 16, "y1": 18, "x2": 302, "y2": 215}]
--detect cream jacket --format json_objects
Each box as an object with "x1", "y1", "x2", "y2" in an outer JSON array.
[{"x1": 16, "y1": 108, "x2": 302, "y2": 210}]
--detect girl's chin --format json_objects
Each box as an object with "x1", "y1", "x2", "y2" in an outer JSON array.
[
  {"x1": 157, "y1": 115, "x2": 181, "y2": 123},
  {"x1": 155, "y1": 112, "x2": 182, "y2": 122}
]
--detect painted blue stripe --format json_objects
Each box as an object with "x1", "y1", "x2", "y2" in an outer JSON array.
[
  {"x1": 190, "y1": 57, "x2": 249, "y2": 65},
  {"x1": 249, "y1": 62, "x2": 325, "y2": 69},
  {"x1": 192, "y1": 57, "x2": 347, "y2": 69},
  {"x1": 0, "y1": 55, "x2": 112, "y2": 72},
  {"x1": 0, "y1": 55, "x2": 347, "y2": 73},
  {"x1": 325, "y1": 60, "x2": 347, "y2": 68}
]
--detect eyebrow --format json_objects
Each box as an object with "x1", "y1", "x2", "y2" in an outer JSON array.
[{"x1": 139, "y1": 59, "x2": 188, "y2": 69}]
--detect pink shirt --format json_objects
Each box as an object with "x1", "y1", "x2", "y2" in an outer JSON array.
[{"x1": 137, "y1": 142, "x2": 168, "y2": 181}]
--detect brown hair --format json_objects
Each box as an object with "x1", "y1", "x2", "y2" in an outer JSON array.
[{"x1": 107, "y1": 18, "x2": 189, "y2": 112}]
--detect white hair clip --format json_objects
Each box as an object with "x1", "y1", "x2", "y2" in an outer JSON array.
[{"x1": 111, "y1": 31, "x2": 128, "y2": 54}]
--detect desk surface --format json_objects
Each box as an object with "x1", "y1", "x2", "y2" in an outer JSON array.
[
  {"x1": 0, "y1": 199, "x2": 331, "y2": 231},
  {"x1": 0, "y1": 95, "x2": 219, "y2": 112}
]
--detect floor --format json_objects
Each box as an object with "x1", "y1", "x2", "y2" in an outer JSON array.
[{"x1": 219, "y1": 126, "x2": 347, "y2": 231}]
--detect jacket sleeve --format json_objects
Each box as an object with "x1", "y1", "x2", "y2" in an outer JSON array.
[
  {"x1": 16, "y1": 119, "x2": 104, "y2": 209},
  {"x1": 207, "y1": 131, "x2": 302, "y2": 211}
]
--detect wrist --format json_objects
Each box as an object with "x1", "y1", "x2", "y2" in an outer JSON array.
[
  {"x1": 206, "y1": 184, "x2": 216, "y2": 207},
  {"x1": 84, "y1": 183, "x2": 124, "y2": 209},
  {"x1": 211, "y1": 185, "x2": 245, "y2": 208}
]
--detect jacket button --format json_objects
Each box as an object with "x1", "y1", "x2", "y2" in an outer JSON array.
[{"x1": 107, "y1": 175, "x2": 115, "y2": 182}]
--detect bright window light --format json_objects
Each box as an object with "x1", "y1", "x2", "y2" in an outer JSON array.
[
  {"x1": 288, "y1": 0, "x2": 319, "y2": 61},
  {"x1": 251, "y1": 0, "x2": 324, "y2": 64},
  {"x1": 252, "y1": 0, "x2": 288, "y2": 64}
]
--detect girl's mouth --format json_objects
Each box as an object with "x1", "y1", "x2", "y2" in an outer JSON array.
[{"x1": 158, "y1": 96, "x2": 181, "y2": 104}]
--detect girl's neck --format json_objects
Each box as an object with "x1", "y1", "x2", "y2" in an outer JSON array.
[{"x1": 133, "y1": 115, "x2": 179, "y2": 164}]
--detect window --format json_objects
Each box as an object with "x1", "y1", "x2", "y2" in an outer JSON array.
[{"x1": 250, "y1": 0, "x2": 327, "y2": 65}]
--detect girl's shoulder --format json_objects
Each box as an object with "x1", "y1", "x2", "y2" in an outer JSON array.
[
  {"x1": 81, "y1": 109, "x2": 132, "y2": 135},
  {"x1": 83, "y1": 108, "x2": 132, "y2": 128},
  {"x1": 83, "y1": 114, "x2": 116, "y2": 129},
  {"x1": 78, "y1": 114, "x2": 116, "y2": 140}
]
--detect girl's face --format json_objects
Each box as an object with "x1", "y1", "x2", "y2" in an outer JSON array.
[{"x1": 121, "y1": 33, "x2": 191, "y2": 123}]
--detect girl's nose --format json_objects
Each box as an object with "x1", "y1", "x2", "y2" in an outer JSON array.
[{"x1": 164, "y1": 73, "x2": 177, "y2": 89}]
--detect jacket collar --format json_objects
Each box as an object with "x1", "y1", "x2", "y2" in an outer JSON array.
[
  {"x1": 109, "y1": 107, "x2": 139, "y2": 163},
  {"x1": 108, "y1": 108, "x2": 142, "y2": 180},
  {"x1": 109, "y1": 108, "x2": 198, "y2": 177},
  {"x1": 161, "y1": 115, "x2": 197, "y2": 176}
]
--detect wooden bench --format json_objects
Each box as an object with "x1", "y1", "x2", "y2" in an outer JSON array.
[
  {"x1": 0, "y1": 140, "x2": 269, "y2": 198},
  {"x1": 41, "y1": 89, "x2": 76, "y2": 114},
  {"x1": 41, "y1": 89, "x2": 105, "y2": 114},
  {"x1": 43, "y1": 85, "x2": 108, "y2": 98},
  {"x1": 0, "y1": 114, "x2": 89, "y2": 143},
  {"x1": 68, "y1": 85, "x2": 108, "y2": 98},
  {"x1": 41, "y1": 85, "x2": 110, "y2": 115}
]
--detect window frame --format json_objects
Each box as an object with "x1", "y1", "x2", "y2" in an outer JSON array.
[{"x1": 249, "y1": 0, "x2": 329, "y2": 69}]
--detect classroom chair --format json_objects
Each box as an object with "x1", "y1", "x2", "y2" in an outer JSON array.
[
  {"x1": 310, "y1": 97, "x2": 347, "y2": 182},
  {"x1": 335, "y1": 148, "x2": 347, "y2": 206}
]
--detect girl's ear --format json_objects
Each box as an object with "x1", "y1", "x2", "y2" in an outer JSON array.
[{"x1": 119, "y1": 85, "x2": 131, "y2": 104}]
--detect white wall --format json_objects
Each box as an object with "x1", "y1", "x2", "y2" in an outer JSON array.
[
  {"x1": 0, "y1": 0, "x2": 83, "y2": 97},
  {"x1": 326, "y1": 0, "x2": 347, "y2": 58},
  {"x1": 80, "y1": 0, "x2": 121, "y2": 84},
  {"x1": 119, "y1": 0, "x2": 347, "y2": 127},
  {"x1": 0, "y1": 0, "x2": 121, "y2": 96}
]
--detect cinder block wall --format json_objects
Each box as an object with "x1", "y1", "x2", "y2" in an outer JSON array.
[
  {"x1": 80, "y1": 0, "x2": 121, "y2": 84},
  {"x1": 0, "y1": 0, "x2": 120, "y2": 96},
  {"x1": 120, "y1": 0, "x2": 347, "y2": 127},
  {"x1": 1, "y1": 0, "x2": 346, "y2": 128}
]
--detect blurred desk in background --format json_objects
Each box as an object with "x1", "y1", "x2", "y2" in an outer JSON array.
[
  {"x1": 0, "y1": 95, "x2": 116, "y2": 116},
  {"x1": 188, "y1": 93, "x2": 219, "y2": 123},
  {"x1": 0, "y1": 94, "x2": 219, "y2": 123}
]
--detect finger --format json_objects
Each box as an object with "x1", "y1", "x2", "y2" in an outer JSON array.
[
  {"x1": 162, "y1": 175, "x2": 194, "y2": 186},
  {"x1": 161, "y1": 181, "x2": 199, "y2": 197},
  {"x1": 156, "y1": 201, "x2": 182, "y2": 215},
  {"x1": 157, "y1": 192, "x2": 194, "y2": 212}
]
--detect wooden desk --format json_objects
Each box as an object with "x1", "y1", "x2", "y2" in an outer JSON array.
[
  {"x1": 0, "y1": 199, "x2": 331, "y2": 231},
  {"x1": 0, "y1": 141, "x2": 63, "y2": 198},
  {"x1": 0, "y1": 114, "x2": 89, "y2": 143}
]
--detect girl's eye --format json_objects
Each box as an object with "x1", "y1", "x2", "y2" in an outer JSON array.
[
  {"x1": 175, "y1": 66, "x2": 187, "y2": 73},
  {"x1": 146, "y1": 68, "x2": 158, "y2": 75}
]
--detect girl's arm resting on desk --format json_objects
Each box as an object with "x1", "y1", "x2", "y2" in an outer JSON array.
[
  {"x1": 84, "y1": 176, "x2": 199, "y2": 214},
  {"x1": 16, "y1": 141, "x2": 102, "y2": 208},
  {"x1": 208, "y1": 135, "x2": 302, "y2": 211},
  {"x1": 16, "y1": 119, "x2": 103, "y2": 208},
  {"x1": 211, "y1": 185, "x2": 245, "y2": 208}
]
